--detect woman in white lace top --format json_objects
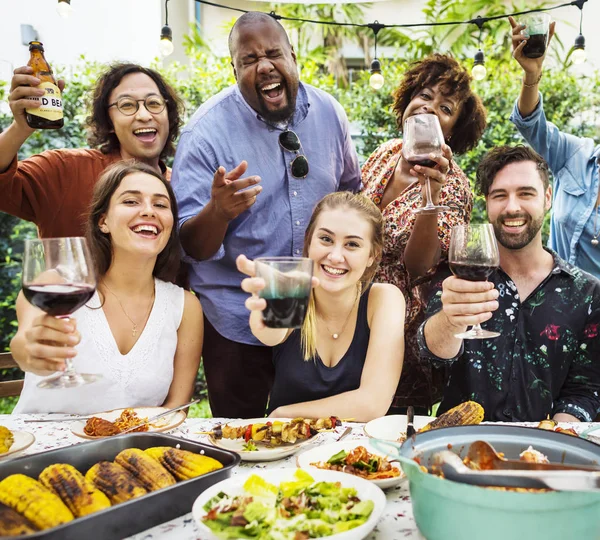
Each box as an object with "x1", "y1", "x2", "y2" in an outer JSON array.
[{"x1": 11, "y1": 162, "x2": 203, "y2": 414}]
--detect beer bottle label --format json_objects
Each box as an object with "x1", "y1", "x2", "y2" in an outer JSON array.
[{"x1": 25, "y1": 82, "x2": 63, "y2": 121}]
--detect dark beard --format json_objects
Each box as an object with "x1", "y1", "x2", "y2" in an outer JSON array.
[
  {"x1": 257, "y1": 80, "x2": 298, "y2": 124},
  {"x1": 492, "y1": 213, "x2": 544, "y2": 250}
]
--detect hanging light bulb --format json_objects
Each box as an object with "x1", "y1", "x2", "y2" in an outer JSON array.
[
  {"x1": 572, "y1": 34, "x2": 586, "y2": 65},
  {"x1": 472, "y1": 49, "x2": 487, "y2": 81},
  {"x1": 159, "y1": 25, "x2": 174, "y2": 57},
  {"x1": 369, "y1": 59, "x2": 384, "y2": 90},
  {"x1": 56, "y1": 0, "x2": 72, "y2": 18}
]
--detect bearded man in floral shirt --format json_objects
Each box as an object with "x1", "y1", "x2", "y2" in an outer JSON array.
[{"x1": 420, "y1": 145, "x2": 600, "y2": 422}]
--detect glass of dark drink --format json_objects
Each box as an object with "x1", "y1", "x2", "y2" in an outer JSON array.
[
  {"x1": 520, "y1": 12, "x2": 551, "y2": 59},
  {"x1": 403, "y1": 113, "x2": 449, "y2": 215},
  {"x1": 255, "y1": 257, "x2": 313, "y2": 329},
  {"x1": 22, "y1": 237, "x2": 100, "y2": 389},
  {"x1": 449, "y1": 224, "x2": 500, "y2": 339}
]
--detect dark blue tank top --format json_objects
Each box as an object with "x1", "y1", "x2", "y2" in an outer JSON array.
[{"x1": 267, "y1": 284, "x2": 372, "y2": 413}]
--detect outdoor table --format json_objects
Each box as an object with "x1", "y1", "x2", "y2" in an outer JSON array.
[{"x1": 1, "y1": 414, "x2": 597, "y2": 539}]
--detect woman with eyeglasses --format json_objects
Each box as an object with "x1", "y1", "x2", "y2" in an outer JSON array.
[
  {"x1": 361, "y1": 53, "x2": 487, "y2": 414},
  {"x1": 0, "y1": 62, "x2": 183, "y2": 239},
  {"x1": 11, "y1": 161, "x2": 203, "y2": 414},
  {"x1": 236, "y1": 192, "x2": 405, "y2": 422}
]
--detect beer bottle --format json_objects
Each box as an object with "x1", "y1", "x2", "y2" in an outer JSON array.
[{"x1": 25, "y1": 41, "x2": 64, "y2": 130}]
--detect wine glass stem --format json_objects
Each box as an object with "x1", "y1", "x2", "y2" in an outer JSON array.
[
  {"x1": 424, "y1": 176, "x2": 434, "y2": 208},
  {"x1": 64, "y1": 358, "x2": 76, "y2": 375}
]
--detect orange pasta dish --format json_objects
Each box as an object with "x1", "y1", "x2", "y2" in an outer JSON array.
[
  {"x1": 310, "y1": 446, "x2": 401, "y2": 480},
  {"x1": 84, "y1": 409, "x2": 149, "y2": 437}
]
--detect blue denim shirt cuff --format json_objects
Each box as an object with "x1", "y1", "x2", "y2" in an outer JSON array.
[
  {"x1": 417, "y1": 319, "x2": 463, "y2": 367},
  {"x1": 509, "y1": 92, "x2": 544, "y2": 126}
]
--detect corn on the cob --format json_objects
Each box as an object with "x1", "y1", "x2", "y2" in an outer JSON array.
[
  {"x1": 419, "y1": 401, "x2": 485, "y2": 432},
  {"x1": 39, "y1": 463, "x2": 111, "y2": 517},
  {"x1": 85, "y1": 462, "x2": 148, "y2": 504},
  {"x1": 0, "y1": 426, "x2": 13, "y2": 454},
  {"x1": 144, "y1": 447, "x2": 222, "y2": 481},
  {"x1": 0, "y1": 502, "x2": 37, "y2": 536},
  {"x1": 115, "y1": 448, "x2": 176, "y2": 491},
  {"x1": 0, "y1": 474, "x2": 74, "y2": 531}
]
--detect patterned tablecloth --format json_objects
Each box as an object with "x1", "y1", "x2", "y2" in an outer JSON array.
[{"x1": 1, "y1": 415, "x2": 598, "y2": 539}]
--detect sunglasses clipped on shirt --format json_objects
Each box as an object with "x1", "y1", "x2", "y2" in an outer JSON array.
[{"x1": 279, "y1": 130, "x2": 310, "y2": 179}]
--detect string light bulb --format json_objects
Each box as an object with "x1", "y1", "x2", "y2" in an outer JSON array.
[
  {"x1": 56, "y1": 0, "x2": 71, "y2": 18},
  {"x1": 472, "y1": 49, "x2": 487, "y2": 81},
  {"x1": 369, "y1": 59, "x2": 384, "y2": 90},
  {"x1": 572, "y1": 0, "x2": 586, "y2": 65},
  {"x1": 159, "y1": 25, "x2": 174, "y2": 57}
]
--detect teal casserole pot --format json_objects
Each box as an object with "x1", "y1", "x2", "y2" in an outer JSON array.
[{"x1": 372, "y1": 425, "x2": 600, "y2": 540}]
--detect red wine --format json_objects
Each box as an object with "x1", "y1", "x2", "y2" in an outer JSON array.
[
  {"x1": 408, "y1": 157, "x2": 437, "y2": 168},
  {"x1": 523, "y1": 33, "x2": 548, "y2": 59},
  {"x1": 23, "y1": 284, "x2": 95, "y2": 316},
  {"x1": 450, "y1": 262, "x2": 496, "y2": 282},
  {"x1": 262, "y1": 296, "x2": 309, "y2": 328}
]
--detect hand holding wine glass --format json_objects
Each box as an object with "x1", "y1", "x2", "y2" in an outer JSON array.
[
  {"x1": 22, "y1": 237, "x2": 100, "y2": 388},
  {"x1": 448, "y1": 224, "x2": 501, "y2": 339},
  {"x1": 403, "y1": 113, "x2": 450, "y2": 215}
]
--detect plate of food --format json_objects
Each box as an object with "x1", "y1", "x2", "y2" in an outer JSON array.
[
  {"x1": 296, "y1": 440, "x2": 405, "y2": 489},
  {"x1": 70, "y1": 407, "x2": 187, "y2": 439},
  {"x1": 204, "y1": 417, "x2": 340, "y2": 462},
  {"x1": 192, "y1": 468, "x2": 386, "y2": 540},
  {"x1": 0, "y1": 425, "x2": 36, "y2": 460}
]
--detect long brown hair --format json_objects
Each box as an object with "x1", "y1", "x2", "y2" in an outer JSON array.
[
  {"x1": 85, "y1": 161, "x2": 181, "y2": 283},
  {"x1": 300, "y1": 192, "x2": 384, "y2": 360}
]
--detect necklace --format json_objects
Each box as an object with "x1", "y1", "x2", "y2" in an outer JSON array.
[
  {"x1": 103, "y1": 281, "x2": 155, "y2": 338},
  {"x1": 319, "y1": 286, "x2": 360, "y2": 339},
  {"x1": 593, "y1": 205, "x2": 600, "y2": 246}
]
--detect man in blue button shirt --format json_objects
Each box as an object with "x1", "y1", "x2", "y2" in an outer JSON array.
[
  {"x1": 508, "y1": 17, "x2": 600, "y2": 279},
  {"x1": 171, "y1": 11, "x2": 361, "y2": 418}
]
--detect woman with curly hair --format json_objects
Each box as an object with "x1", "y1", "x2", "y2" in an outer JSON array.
[
  {"x1": 361, "y1": 53, "x2": 487, "y2": 414},
  {"x1": 0, "y1": 62, "x2": 183, "y2": 238}
]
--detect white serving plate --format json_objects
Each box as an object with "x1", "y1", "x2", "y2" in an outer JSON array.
[
  {"x1": 70, "y1": 406, "x2": 186, "y2": 439},
  {"x1": 296, "y1": 439, "x2": 405, "y2": 489},
  {"x1": 192, "y1": 468, "x2": 386, "y2": 540},
  {"x1": 0, "y1": 431, "x2": 36, "y2": 460},
  {"x1": 364, "y1": 414, "x2": 435, "y2": 442},
  {"x1": 207, "y1": 418, "x2": 315, "y2": 462}
]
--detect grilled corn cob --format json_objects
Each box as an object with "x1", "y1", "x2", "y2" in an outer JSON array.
[
  {"x1": 115, "y1": 448, "x2": 176, "y2": 491},
  {"x1": 0, "y1": 502, "x2": 37, "y2": 536},
  {"x1": 0, "y1": 474, "x2": 74, "y2": 530},
  {"x1": 85, "y1": 462, "x2": 148, "y2": 504},
  {"x1": 0, "y1": 426, "x2": 13, "y2": 454},
  {"x1": 420, "y1": 401, "x2": 484, "y2": 432},
  {"x1": 144, "y1": 447, "x2": 223, "y2": 481},
  {"x1": 39, "y1": 463, "x2": 111, "y2": 517}
]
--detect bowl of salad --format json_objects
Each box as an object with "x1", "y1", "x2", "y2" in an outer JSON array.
[{"x1": 192, "y1": 468, "x2": 386, "y2": 539}]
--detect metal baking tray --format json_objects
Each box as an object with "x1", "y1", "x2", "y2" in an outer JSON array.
[{"x1": 0, "y1": 432, "x2": 241, "y2": 539}]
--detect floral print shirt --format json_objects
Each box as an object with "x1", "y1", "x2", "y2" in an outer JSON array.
[
  {"x1": 361, "y1": 139, "x2": 473, "y2": 409},
  {"x1": 420, "y1": 250, "x2": 600, "y2": 422}
]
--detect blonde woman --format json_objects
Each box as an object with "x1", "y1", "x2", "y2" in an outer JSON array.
[{"x1": 237, "y1": 192, "x2": 405, "y2": 422}]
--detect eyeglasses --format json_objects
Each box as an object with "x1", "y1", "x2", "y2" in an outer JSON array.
[
  {"x1": 279, "y1": 130, "x2": 309, "y2": 179},
  {"x1": 108, "y1": 95, "x2": 167, "y2": 116}
]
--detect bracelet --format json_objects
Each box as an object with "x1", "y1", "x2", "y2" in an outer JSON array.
[{"x1": 523, "y1": 72, "x2": 543, "y2": 88}]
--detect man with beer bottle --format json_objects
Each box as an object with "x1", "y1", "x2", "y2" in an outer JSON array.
[{"x1": 0, "y1": 45, "x2": 183, "y2": 238}]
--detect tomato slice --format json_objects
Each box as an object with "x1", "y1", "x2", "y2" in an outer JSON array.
[{"x1": 244, "y1": 424, "x2": 253, "y2": 442}]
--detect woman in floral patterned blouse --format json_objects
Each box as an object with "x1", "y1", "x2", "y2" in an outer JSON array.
[{"x1": 361, "y1": 54, "x2": 487, "y2": 413}]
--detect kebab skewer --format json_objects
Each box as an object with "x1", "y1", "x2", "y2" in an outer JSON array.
[{"x1": 208, "y1": 417, "x2": 341, "y2": 446}]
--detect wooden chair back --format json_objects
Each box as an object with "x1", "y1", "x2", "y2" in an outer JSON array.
[{"x1": 0, "y1": 352, "x2": 24, "y2": 398}]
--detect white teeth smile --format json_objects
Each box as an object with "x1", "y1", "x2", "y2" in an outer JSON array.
[
  {"x1": 323, "y1": 265, "x2": 347, "y2": 276},
  {"x1": 262, "y1": 82, "x2": 281, "y2": 91},
  {"x1": 134, "y1": 128, "x2": 157, "y2": 135},
  {"x1": 504, "y1": 220, "x2": 526, "y2": 227},
  {"x1": 133, "y1": 225, "x2": 158, "y2": 234}
]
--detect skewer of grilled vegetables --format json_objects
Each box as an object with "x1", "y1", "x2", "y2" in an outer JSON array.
[
  {"x1": 0, "y1": 426, "x2": 14, "y2": 454},
  {"x1": 0, "y1": 502, "x2": 37, "y2": 536},
  {"x1": 39, "y1": 463, "x2": 111, "y2": 518},
  {"x1": 85, "y1": 462, "x2": 148, "y2": 504},
  {"x1": 144, "y1": 447, "x2": 223, "y2": 480},
  {"x1": 115, "y1": 448, "x2": 176, "y2": 491},
  {"x1": 419, "y1": 401, "x2": 485, "y2": 432},
  {"x1": 0, "y1": 474, "x2": 74, "y2": 531},
  {"x1": 212, "y1": 416, "x2": 341, "y2": 445}
]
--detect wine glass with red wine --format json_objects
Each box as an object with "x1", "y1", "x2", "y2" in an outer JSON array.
[
  {"x1": 403, "y1": 113, "x2": 449, "y2": 215},
  {"x1": 449, "y1": 224, "x2": 500, "y2": 339},
  {"x1": 22, "y1": 237, "x2": 101, "y2": 388}
]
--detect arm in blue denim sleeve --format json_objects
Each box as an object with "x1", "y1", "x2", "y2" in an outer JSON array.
[
  {"x1": 509, "y1": 93, "x2": 585, "y2": 173},
  {"x1": 333, "y1": 100, "x2": 361, "y2": 193},
  {"x1": 553, "y1": 285, "x2": 600, "y2": 422}
]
